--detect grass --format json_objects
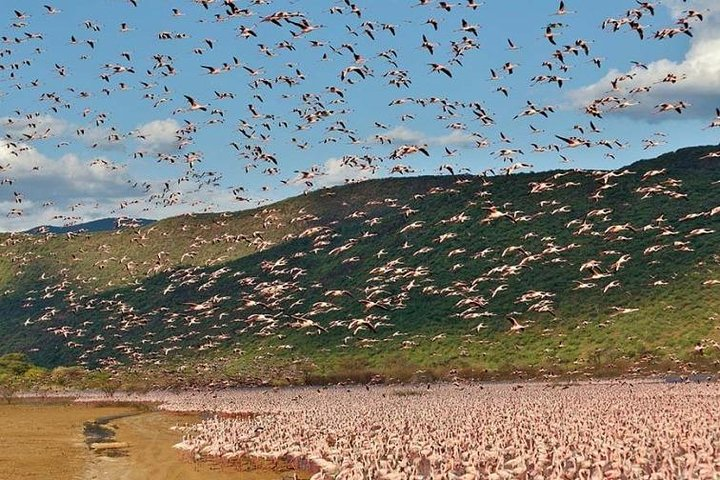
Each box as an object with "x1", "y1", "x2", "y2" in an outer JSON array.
[{"x1": 0, "y1": 145, "x2": 719, "y2": 386}]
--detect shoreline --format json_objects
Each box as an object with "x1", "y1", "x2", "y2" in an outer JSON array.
[{"x1": 11, "y1": 372, "x2": 718, "y2": 405}]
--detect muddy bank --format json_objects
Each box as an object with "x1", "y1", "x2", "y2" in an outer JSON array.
[
  {"x1": 83, "y1": 410, "x2": 142, "y2": 456},
  {"x1": 0, "y1": 403, "x2": 132, "y2": 480},
  {"x1": 83, "y1": 410, "x2": 307, "y2": 480},
  {"x1": 0, "y1": 401, "x2": 306, "y2": 480}
]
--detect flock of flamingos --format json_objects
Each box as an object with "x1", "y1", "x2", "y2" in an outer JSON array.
[
  {"x1": 67, "y1": 380, "x2": 720, "y2": 479},
  {"x1": 3, "y1": 0, "x2": 720, "y2": 477}
]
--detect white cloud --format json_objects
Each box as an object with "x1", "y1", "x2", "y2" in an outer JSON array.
[
  {"x1": 0, "y1": 114, "x2": 71, "y2": 140},
  {"x1": 663, "y1": 0, "x2": 716, "y2": 17},
  {"x1": 376, "y1": 126, "x2": 477, "y2": 147},
  {"x1": 0, "y1": 115, "x2": 182, "y2": 155},
  {"x1": 0, "y1": 141, "x2": 142, "y2": 231},
  {"x1": 0, "y1": 114, "x2": 128, "y2": 152},
  {"x1": 568, "y1": 1, "x2": 720, "y2": 119},
  {"x1": 134, "y1": 118, "x2": 182, "y2": 154},
  {"x1": 0, "y1": 134, "x2": 267, "y2": 231},
  {"x1": 316, "y1": 157, "x2": 376, "y2": 188},
  {"x1": 78, "y1": 126, "x2": 128, "y2": 152}
]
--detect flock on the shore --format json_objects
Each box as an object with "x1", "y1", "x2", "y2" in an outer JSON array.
[{"x1": 71, "y1": 381, "x2": 720, "y2": 479}]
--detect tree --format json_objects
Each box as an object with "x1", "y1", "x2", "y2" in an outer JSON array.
[{"x1": 0, "y1": 373, "x2": 22, "y2": 404}]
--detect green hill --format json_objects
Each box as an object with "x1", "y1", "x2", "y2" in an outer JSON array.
[{"x1": 1, "y1": 145, "x2": 719, "y2": 385}]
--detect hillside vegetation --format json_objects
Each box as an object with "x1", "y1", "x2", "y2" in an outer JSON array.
[{"x1": 1, "y1": 145, "x2": 719, "y2": 385}]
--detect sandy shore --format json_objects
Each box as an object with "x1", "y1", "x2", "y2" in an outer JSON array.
[
  {"x1": 0, "y1": 402, "x2": 132, "y2": 480},
  {"x1": 83, "y1": 410, "x2": 303, "y2": 480},
  {"x1": 0, "y1": 400, "x2": 304, "y2": 480}
]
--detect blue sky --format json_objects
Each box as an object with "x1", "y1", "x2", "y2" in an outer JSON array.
[{"x1": 0, "y1": 0, "x2": 718, "y2": 230}]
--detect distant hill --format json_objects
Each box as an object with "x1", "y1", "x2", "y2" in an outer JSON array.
[
  {"x1": 0, "y1": 145, "x2": 719, "y2": 386},
  {"x1": 23, "y1": 217, "x2": 155, "y2": 235}
]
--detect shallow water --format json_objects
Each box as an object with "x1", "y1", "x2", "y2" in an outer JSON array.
[{"x1": 0, "y1": 401, "x2": 304, "y2": 480}]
